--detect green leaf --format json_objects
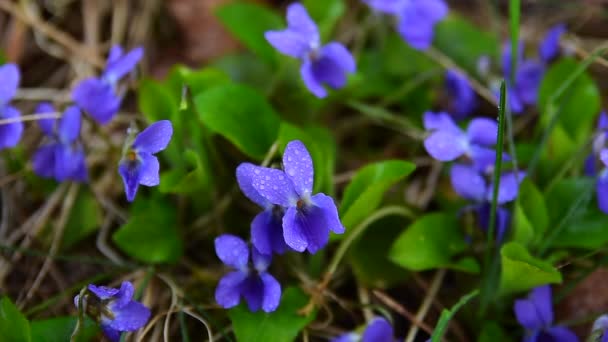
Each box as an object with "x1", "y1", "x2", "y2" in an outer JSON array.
[
  {"x1": 138, "y1": 78, "x2": 179, "y2": 123},
  {"x1": 349, "y1": 216, "x2": 411, "y2": 287},
  {"x1": 113, "y1": 199, "x2": 183, "y2": 264},
  {"x1": 389, "y1": 213, "x2": 479, "y2": 273},
  {"x1": 499, "y1": 242, "x2": 561, "y2": 295},
  {"x1": 551, "y1": 209, "x2": 608, "y2": 249},
  {"x1": 512, "y1": 179, "x2": 548, "y2": 245},
  {"x1": 229, "y1": 287, "x2": 316, "y2": 342},
  {"x1": 30, "y1": 316, "x2": 98, "y2": 342},
  {"x1": 277, "y1": 123, "x2": 336, "y2": 195},
  {"x1": 215, "y1": 2, "x2": 282, "y2": 64},
  {"x1": 431, "y1": 289, "x2": 479, "y2": 342},
  {"x1": 0, "y1": 296, "x2": 31, "y2": 342},
  {"x1": 538, "y1": 58, "x2": 600, "y2": 144},
  {"x1": 160, "y1": 150, "x2": 209, "y2": 194},
  {"x1": 175, "y1": 66, "x2": 231, "y2": 96},
  {"x1": 434, "y1": 16, "x2": 499, "y2": 73},
  {"x1": 303, "y1": 0, "x2": 344, "y2": 39},
  {"x1": 477, "y1": 322, "x2": 509, "y2": 342},
  {"x1": 340, "y1": 160, "x2": 415, "y2": 230},
  {"x1": 195, "y1": 83, "x2": 280, "y2": 160},
  {"x1": 62, "y1": 189, "x2": 102, "y2": 249},
  {"x1": 545, "y1": 178, "x2": 608, "y2": 249},
  {"x1": 545, "y1": 178, "x2": 594, "y2": 223}
]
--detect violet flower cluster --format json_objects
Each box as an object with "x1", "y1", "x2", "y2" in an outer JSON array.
[
  {"x1": 118, "y1": 120, "x2": 173, "y2": 202},
  {"x1": 445, "y1": 69, "x2": 477, "y2": 120},
  {"x1": 32, "y1": 103, "x2": 87, "y2": 182},
  {"x1": 363, "y1": 0, "x2": 448, "y2": 50},
  {"x1": 73, "y1": 46, "x2": 143, "y2": 124},
  {"x1": 501, "y1": 24, "x2": 566, "y2": 114},
  {"x1": 514, "y1": 285, "x2": 578, "y2": 342},
  {"x1": 423, "y1": 111, "x2": 525, "y2": 241},
  {"x1": 8, "y1": 45, "x2": 170, "y2": 201},
  {"x1": 215, "y1": 234, "x2": 281, "y2": 312},
  {"x1": 74, "y1": 281, "x2": 151, "y2": 342},
  {"x1": 265, "y1": 3, "x2": 356, "y2": 98},
  {"x1": 215, "y1": 140, "x2": 345, "y2": 312},
  {"x1": 0, "y1": 64, "x2": 23, "y2": 151},
  {"x1": 584, "y1": 112, "x2": 608, "y2": 214},
  {"x1": 332, "y1": 316, "x2": 397, "y2": 342}
]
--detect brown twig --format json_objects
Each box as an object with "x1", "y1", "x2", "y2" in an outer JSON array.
[
  {"x1": 425, "y1": 46, "x2": 497, "y2": 106},
  {"x1": 19, "y1": 183, "x2": 79, "y2": 308},
  {"x1": 405, "y1": 269, "x2": 446, "y2": 342},
  {"x1": 0, "y1": 0, "x2": 104, "y2": 67},
  {"x1": 372, "y1": 290, "x2": 434, "y2": 336}
]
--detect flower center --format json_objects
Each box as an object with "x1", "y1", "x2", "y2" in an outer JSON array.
[{"x1": 127, "y1": 150, "x2": 137, "y2": 162}]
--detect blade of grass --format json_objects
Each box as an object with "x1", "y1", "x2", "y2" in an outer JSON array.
[
  {"x1": 485, "y1": 81, "x2": 506, "y2": 265},
  {"x1": 479, "y1": 80, "x2": 506, "y2": 315},
  {"x1": 431, "y1": 289, "x2": 479, "y2": 342},
  {"x1": 506, "y1": 0, "x2": 520, "y2": 180},
  {"x1": 509, "y1": 0, "x2": 520, "y2": 84}
]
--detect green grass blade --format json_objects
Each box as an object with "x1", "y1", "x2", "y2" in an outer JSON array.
[{"x1": 431, "y1": 289, "x2": 480, "y2": 342}]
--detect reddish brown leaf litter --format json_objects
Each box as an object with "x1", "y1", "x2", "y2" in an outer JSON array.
[
  {"x1": 165, "y1": 0, "x2": 239, "y2": 63},
  {"x1": 557, "y1": 268, "x2": 608, "y2": 337}
]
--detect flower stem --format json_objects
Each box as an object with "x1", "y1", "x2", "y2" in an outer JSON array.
[
  {"x1": 299, "y1": 205, "x2": 414, "y2": 315},
  {"x1": 404, "y1": 269, "x2": 446, "y2": 342},
  {"x1": 479, "y1": 80, "x2": 506, "y2": 315},
  {"x1": 70, "y1": 286, "x2": 88, "y2": 342}
]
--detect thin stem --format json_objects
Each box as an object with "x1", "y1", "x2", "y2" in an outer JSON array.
[
  {"x1": 404, "y1": 269, "x2": 446, "y2": 342},
  {"x1": 0, "y1": 112, "x2": 61, "y2": 125},
  {"x1": 299, "y1": 205, "x2": 415, "y2": 316},
  {"x1": 506, "y1": 0, "x2": 520, "y2": 180},
  {"x1": 509, "y1": 0, "x2": 520, "y2": 84},
  {"x1": 70, "y1": 287, "x2": 88, "y2": 342},
  {"x1": 479, "y1": 81, "x2": 506, "y2": 316},
  {"x1": 484, "y1": 81, "x2": 507, "y2": 265},
  {"x1": 325, "y1": 205, "x2": 414, "y2": 277},
  {"x1": 425, "y1": 46, "x2": 497, "y2": 106}
]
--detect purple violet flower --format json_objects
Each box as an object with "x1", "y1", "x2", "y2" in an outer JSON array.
[
  {"x1": 0, "y1": 64, "x2": 23, "y2": 150},
  {"x1": 584, "y1": 112, "x2": 608, "y2": 214},
  {"x1": 514, "y1": 285, "x2": 578, "y2": 342},
  {"x1": 74, "y1": 281, "x2": 151, "y2": 342},
  {"x1": 445, "y1": 70, "x2": 477, "y2": 119},
  {"x1": 264, "y1": 3, "x2": 356, "y2": 98},
  {"x1": 592, "y1": 315, "x2": 608, "y2": 342},
  {"x1": 237, "y1": 163, "x2": 289, "y2": 255},
  {"x1": 331, "y1": 316, "x2": 396, "y2": 342},
  {"x1": 118, "y1": 120, "x2": 173, "y2": 202},
  {"x1": 73, "y1": 45, "x2": 143, "y2": 124},
  {"x1": 423, "y1": 111, "x2": 501, "y2": 171},
  {"x1": 451, "y1": 163, "x2": 525, "y2": 241},
  {"x1": 596, "y1": 149, "x2": 608, "y2": 214},
  {"x1": 245, "y1": 140, "x2": 345, "y2": 254},
  {"x1": 540, "y1": 24, "x2": 566, "y2": 63},
  {"x1": 363, "y1": 0, "x2": 448, "y2": 50},
  {"x1": 32, "y1": 103, "x2": 87, "y2": 182},
  {"x1": 396, "y1": 0, "x2": 448, "y2": 50},
  {"x1": 215, "y1": 234, "x2": 281, "y2": 312}
]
